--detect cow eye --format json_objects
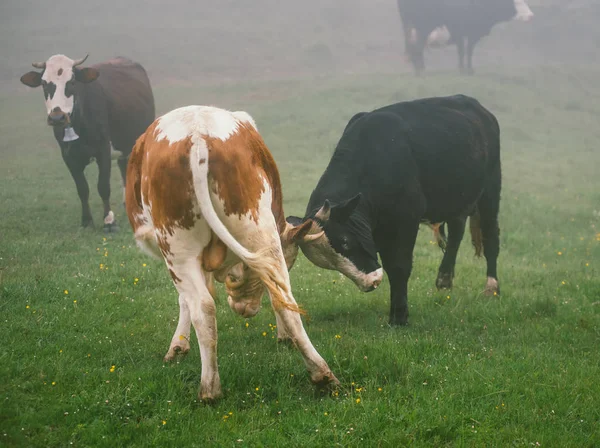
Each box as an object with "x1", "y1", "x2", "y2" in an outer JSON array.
[{"x1": 341, "y1": 236, "x2": 350, "y2": 251}]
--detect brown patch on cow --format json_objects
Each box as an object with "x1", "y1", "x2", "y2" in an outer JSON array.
[
  {"x1": 157, "y1": 235, "x2": 172, "y2": 256},
  {"x1": 169, "y1": 269, "x2": 182, "y2": 283},
  {"x1": 125, "y1": 133, "x2": 147, "y2": 231},
  {"x1": 179, "y1": 154, "x2": 189, "y2": 168},
  {"x1": 201, "y1": 299, "x2": 216, "y2": 317},
  {"x1": 58, "y1": 68, "x2": 63, "y2": 76},
  {"x1": 201, "y1": 231, "x2": 228, "y2": 272},
  {"x1": 469, "y1": 210, "x2": 483, "y2": 257},
  {"x1": 132, "y1": 122, "x2": 197, "y2": 234},
  {"x1": 204, "y1": 123, "x2": 286, "y2": 233},
  {"x1": 199, "y1": 158, "x2": 206, "y2": 164}
]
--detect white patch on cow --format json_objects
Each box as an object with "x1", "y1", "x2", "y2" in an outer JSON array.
[
  {"x1": 427, "y1": 26, "x2": 451, "y2": 48},
  {"x1": 485, "y1": 277, "x2": 499, "y2": 295},
  {"x1": 155, "y1": 105, "x2": 249, "y2": 144},
  {"x1": 104, "y1": 211, "x2": 115, "y2": 225},
  {"x1": 300, "y1": 234, "x2": 384, "y2": 292},
  {"x1": 513, "y1": 0, "x2": 534, "y2": 21},
  {"x1": 232, "y1": 111, "x2": 258, "y2": 131},
  {"x1": 41, "y1": 54, "x2": 76, "y2": 115}
]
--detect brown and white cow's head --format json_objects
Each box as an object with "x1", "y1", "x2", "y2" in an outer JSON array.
[
  {"x1": 285, "y1": 194, "x2": 384, "y2": 292},
  {"x1": 20, "y1": 54, "x2": 99, "y2": 127}
]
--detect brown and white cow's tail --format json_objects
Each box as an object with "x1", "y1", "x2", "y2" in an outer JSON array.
[
  {"x1": 125, "y1": 133, "x2": 163, "y2": 260},
  {"x1": 469, "y1": 209, "x2": 484, "y2": 258},
  {"x1": 189, "y1": 136, "x2": 304, "y2": 315}
]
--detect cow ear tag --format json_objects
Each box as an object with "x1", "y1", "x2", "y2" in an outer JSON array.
[{"x1": 63, "y1": 126, "x2": 80, "y2": 142}]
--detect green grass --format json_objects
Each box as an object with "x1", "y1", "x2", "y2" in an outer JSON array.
[{"x1": 1, "y1": 66, "x2": 600, "y2": 447}]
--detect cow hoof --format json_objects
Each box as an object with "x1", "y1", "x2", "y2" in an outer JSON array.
[
  {"x1": 198, "y1": 384, "x2": 222, "y2": 403},
  {"x1": 164, "y1": 340, "x2": 191, "y2": 362},
  {"x1": 81, "y1": 220, "x2": 94, "y2": 228},
  {"x1": 103, "y1": 222, "x2": 119, "y2": 233},
  {"x1": 311, "y1": 371, "x2": 340, "y2": 395},
  {"x1": 389, "y1": 315, "x2": 409, "y2": 326},
  {"x1": 484, "y1": 277, "x2": 500, "y2": 296},
  {"x1": 436, "y1": 272, "x2": 453, "y2": 290}
]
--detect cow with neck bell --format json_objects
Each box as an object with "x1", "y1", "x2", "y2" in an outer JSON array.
[{"x1": 20, "y1": 54, "x2": 155, "y2": 231}]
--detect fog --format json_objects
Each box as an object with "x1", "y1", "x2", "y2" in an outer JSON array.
[{"x1": 2, "y1": 0, "x2": 599, "y2": 92}]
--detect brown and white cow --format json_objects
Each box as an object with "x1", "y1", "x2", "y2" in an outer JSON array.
[{"x1": 125, "y1": 105, "x2": 338, "y2": 401}]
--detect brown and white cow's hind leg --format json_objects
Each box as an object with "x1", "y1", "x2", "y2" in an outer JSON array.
[
  {"x1": 169, "y1": 256, "x2": 222, "y2": 401},
  {"x1": 164, "y1": 272, "x2": 217, "y2": 362},
  {"x1": 269, "y1": 282, "x2": 339, "y2": 389},
  {"x1": 163, "y1": 293, "x2": 192, "y2": 362}
]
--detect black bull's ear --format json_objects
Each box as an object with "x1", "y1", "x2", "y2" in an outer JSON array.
[
  {"x1": 20, "y1": 71, "x2": 43, "y2": 88},
  {"x1": 330, "y1": 193, "x2": 362, "y2": 222}
]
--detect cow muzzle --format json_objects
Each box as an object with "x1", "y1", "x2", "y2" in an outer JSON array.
[
  {"x1": 357, "y1": 268, "x2": 384, "y2": 293},
  {"x1": 47, "y1": 108, "x2": 69, "y2": 127}
]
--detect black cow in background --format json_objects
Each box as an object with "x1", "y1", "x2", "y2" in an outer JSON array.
[
  {"x1": 286, "y1": 95, "x2": 502, "y2": 326},
  {"x1": 20, "y1": 55, "x2": 155, "y2": 231},
  {"x1": 397, "y1": 0, "x2": 534, "y2": 75}
]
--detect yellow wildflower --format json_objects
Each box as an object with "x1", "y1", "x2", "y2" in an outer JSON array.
[
  {"x1": 356, "y1": 398, "x2": 361, "y2": 404},
  {"x1": 64, "y1": 290, "x2": 68, "y2": 295}
]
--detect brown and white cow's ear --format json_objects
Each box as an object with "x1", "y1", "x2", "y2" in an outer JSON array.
[
  {"x1": 20, "y1": 71, "x2": 43, "y2": 88},
  {"x1": 74, "y1": 67, "x2": 100, "y2": 84},
  {"x1": 282, "y1": 218, "x2": 324, "y2": 245}
]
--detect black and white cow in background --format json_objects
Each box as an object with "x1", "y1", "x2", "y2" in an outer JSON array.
[
  {"x1": 20, "y1": 54, "x2": 155, "y2": 231},
  {"x1": 286, "y1": 95, "x2": 502, "y2": 326},
  {"x1": 397, "y1": 0, "x2": 534, "y2": 75}
]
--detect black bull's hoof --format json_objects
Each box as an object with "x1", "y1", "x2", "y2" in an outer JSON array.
[
  {"x1": 103, "y1": 221, "x2": 120, "y2": 233},
  {"x1": 389, "y1": 314, "x2": 409, "y2": 326},
  {"x1": 436, "y1": 272, "x2": 454, "y2": 290}
]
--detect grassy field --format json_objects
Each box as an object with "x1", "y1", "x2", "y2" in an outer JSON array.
[{"x1": 1, "y1": 66, "x2": 600, "y2": 447}]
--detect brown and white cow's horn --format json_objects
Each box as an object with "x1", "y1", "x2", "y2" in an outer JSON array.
[
  {"x1": 31, "y1": 61, "x2": 46, "y2": 69},
  {"x1": 303, "y1": 230, "x2": 324, "y2": 242},
  {"x1": 72, "y1": 54, "x2": 89, "y2": 67}
]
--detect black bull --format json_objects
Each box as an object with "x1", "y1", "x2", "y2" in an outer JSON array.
[
  {"x1": 20, "y1": 57, "x2": 155, "y2": 230},
  {"x1": 397, "y1": 0, "x2": 532, "y2": 74},
  {"x1": 287, "y1": 95, "x2": 502, "y2": 326}
]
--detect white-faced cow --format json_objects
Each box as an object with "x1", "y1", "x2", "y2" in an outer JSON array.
[
  {"x1": 286, "y1": 95, "x2": 502, "y2": 326},
  {"x1": 397, "y1": 0, "x2": 534, "y2": 74},
  {"x1": 20, "y1": 54, "x2": 155, "y2": 231},
  {"x1": 125, "y1": 105, "x2": 338, "y2": 401}
]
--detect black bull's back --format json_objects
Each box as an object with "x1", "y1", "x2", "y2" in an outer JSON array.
[
  {"x1": 302, "y1": 94, "x2": 501, "y2": 325},
  {"x1": 90, "y1": 57, "x2": 155, "y2": 156}
]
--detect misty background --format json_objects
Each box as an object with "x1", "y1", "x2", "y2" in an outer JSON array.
[{"x1": 2, "y1": 0, "x2": 599, "y2": 94}]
